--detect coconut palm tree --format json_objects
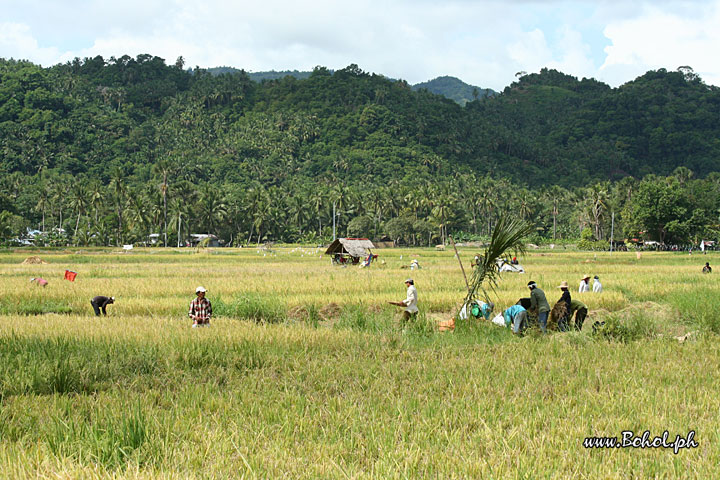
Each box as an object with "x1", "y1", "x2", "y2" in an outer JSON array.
[
  {"x1": 34, "y1": 182, "x2": 51, "y2": 232},
  {"x1": 198, "y1": 183, "x2": 228, "y2": 235},
  {"x1": 68, "y1": 183, "x2": 89, "y2": 244},
  {"x1": 463, "y1": 216, "x2": 534, "y2": 311},
  {"x1": 152, "y1": 159, "x2": 171, "y2": 246},
  {"x1": 109, "y1": 167, "x2": 127, "y2": 245}
]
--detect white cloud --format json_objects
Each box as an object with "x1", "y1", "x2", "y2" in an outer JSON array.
[
  {"x1": 507, "y1": 29, "x2": 553, "y2": 72},
  {"x1": 0, "y1": 22, "x2": 63, "y2": 65},
  {"x1": 547, "y1": 27, "x2": 596, "y2": 79},
  {"x1": 3, "y1": 0, "x2": 720, "y2": 89},
  {"x1": 601, "y1": 2, "x2": 720, "y2": 85}
]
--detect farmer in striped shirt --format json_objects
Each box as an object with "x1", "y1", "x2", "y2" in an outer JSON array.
[{"x1": 189, "y1": 286, "x2": 212, "y2": 327}]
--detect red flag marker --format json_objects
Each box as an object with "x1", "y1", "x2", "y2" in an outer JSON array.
[{"x1": 64, "y1": 270, "x2": 77, "y2": 282}]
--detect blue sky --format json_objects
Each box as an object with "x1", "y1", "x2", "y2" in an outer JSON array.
[{"x1": 2, "y1": 0, "x2": 719, "y2": 90}]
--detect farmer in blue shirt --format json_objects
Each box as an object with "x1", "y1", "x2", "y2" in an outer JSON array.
[{"x1": 503, "y1": 304, "x2": 528, "y2": 334}]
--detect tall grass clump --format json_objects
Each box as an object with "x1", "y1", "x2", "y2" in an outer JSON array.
[
  {"x1": 666, "y1": 289, "x2": 720, "y2": 333},
  {"x1": 0, "y1": 298, "x2": 72, "y2": 315},
  {"x1": 0, "y1": 336, "x2": 106, "y2": 397},
  {"x1": 335, "y1": 305, "x2": 392, "y2": 333},
  {"x1": 593, "y1": 310, "x2": 659, "y2": 342},
  {"x1": 215, "y1": 294, "x2": 286, "y2": 323},
  {"x1": 403, "y1": 312, "x2": 437, "y2": 339},
  {"x1": 0, "y1": 336, "x2": 169, "y2": 398},
  {"x1": 171, "y1": 338, "x2": 264, "y2": 373},
  {"x1": 47, "y1": 403, "x2": 148, "y2": 470}
]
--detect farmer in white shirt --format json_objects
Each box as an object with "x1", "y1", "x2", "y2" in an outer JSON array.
[
  {"x1": 390, "y1": 278, "x2": 419, "y2": 322},
  {"x1": 579, "y1": 275, "x2": 591, "y2": 293},
  {"x1": 592, "y1": 275, "x2": 603, "y2": 293}
]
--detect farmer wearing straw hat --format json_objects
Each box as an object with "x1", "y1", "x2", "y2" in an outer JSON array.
[
  {"x1": 389, "y1": 278, "x2": 418, "y2": 323},
  {"x1": 579, "y1": 275, "x2": 591, "y2": 293},
  {"x1": 90, "y1": 295, "x2": 114, "y2": 316},
  {"x1": 189, "y1": 286, "x2": 212, "y2": 327},
  {"x1": 557, "y1": 281, "x2": 572, "y2": 332}
]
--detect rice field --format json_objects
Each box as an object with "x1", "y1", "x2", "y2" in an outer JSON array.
[{"x1": 1, "y1": 246, "x2": 719, "y2": 479}]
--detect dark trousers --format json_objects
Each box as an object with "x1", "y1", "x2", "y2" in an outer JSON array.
[
  {"x1": 90, "y1": 300, "x2": 103, "y2": 316},
  {"x1": 574, "y1": 307, "x2": 588, "y2": 331},
  {"x1": 538, "y1": 311, "x2": 548, "y2": 332},
  {"x1": 558, "y1": 315, "x2": 570, "y2": 332},
  {"x1": 402, "y1": 311, "x2": 418, "y2": 322}
]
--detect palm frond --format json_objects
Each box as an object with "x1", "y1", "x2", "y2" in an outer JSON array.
[{"x1": 463, "y1": 216, "x2": 534, "y2": 309}]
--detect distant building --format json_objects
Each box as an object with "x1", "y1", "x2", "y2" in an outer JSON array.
[
  {"x1": 373, "y1": 235, "x2": 395, "y2": 248},
  {"x1": 325, "y1": 238, "x2": 375, "y2": 264},
  {"x1": 189, "y1": 234, "x2": 222, "y2": 247}
]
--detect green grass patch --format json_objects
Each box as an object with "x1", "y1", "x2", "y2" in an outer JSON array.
[
  {"x1": 0, "y1": 335, "x2": 264, "y2": 400},
  {"x1": 214, "y1": 294, "x2": 286, "y2": 323}
]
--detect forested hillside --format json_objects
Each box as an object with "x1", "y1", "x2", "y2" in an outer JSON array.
[
  {"x1": 1, "y1": 55, "x2": 719, "y2": 247},
  {"x1": 412, "y1": 76, "x2": 495, "y2": 105}
]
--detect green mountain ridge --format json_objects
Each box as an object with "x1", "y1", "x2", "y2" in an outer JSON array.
[
  {"x1": 412, "y1": 76, "x2": 496, "y2": 105},
  {"x1": 1, "y1": 56, "x2": 718, "y2": 245},
  {"x1": 207, "y1": 68, "x2": 495, "y2": 105}
]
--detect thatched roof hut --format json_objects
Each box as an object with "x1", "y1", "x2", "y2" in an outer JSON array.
[
  {"x1": 373, "y1": 235, "x2": 395, "y2": 248},
  {"x1": 325, "y1": 238, "x2": 375, "y2": 258}
]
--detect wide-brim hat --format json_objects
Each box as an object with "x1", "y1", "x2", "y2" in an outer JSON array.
[
  {"x1": 581, "y1": 275, "x2": 591, "y2": 280},
  {"x1": 404, "y1": 278, "x2": 414, "y2": 284},
  {"x1": 196, "y1": 286, "x2": 207, "y2": 293},
  {"x1": 558, "y1": 281, "x2": 569, "y2": 289}
]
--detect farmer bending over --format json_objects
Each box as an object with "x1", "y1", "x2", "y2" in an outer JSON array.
[
  {"x1": 189, "y1": 286, "x2": 212, "y2": 327},
  {"x1": 502, "y1": 304, "x2": 528, "y2": 334},
  {"x1": 30, "y1": 277, "x2": 48, "y2": 287},
  {"x1": 91, "y1": 296, "x2": 114, "y2": 316},
  {"x1": 570, "y1": 298, "x2": 588, "y2": 331}
]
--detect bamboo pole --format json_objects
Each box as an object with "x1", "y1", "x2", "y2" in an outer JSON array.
[{"x1": 449, "y1": 236, "x2": 470, "y2": 293}]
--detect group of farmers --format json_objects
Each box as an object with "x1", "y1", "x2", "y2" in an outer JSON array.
[
  {"x1": 385, "y1": 272, "x2": 604, "y2": 335},
  {"x1": 499, "y1": 276, "x2": 603, "y2": 334}
]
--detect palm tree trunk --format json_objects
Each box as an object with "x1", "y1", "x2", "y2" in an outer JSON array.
[
  {"x1": 74, "y1": 211, "x2": 81, "y2": 240},
  {"x1": 246, "y1": 223, "x2": 254, "y2": 246}
]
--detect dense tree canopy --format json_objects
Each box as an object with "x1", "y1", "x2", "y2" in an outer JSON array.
[{"x1": 1, "y1": 56, "x2": 719, "y2": 247}]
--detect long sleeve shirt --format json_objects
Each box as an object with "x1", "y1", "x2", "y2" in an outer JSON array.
[
  {"x1": 189, "y1": 297, "x2": 213, "y2": 322},
  {"x1": 403, "y1": 285, "x2": 418, "y2": 313},
  {"x1": 559, "y1": 290, "x2": 571, "y2": 309},
  {"x1": 530, "y1": 288, "x2": 551, "y2": 313},
  {"x1": 592, "y1": 280, "x2": 603, "y2": 293},
  {"x1": 479, "y1": 302, "x2": 493, "y2": 320},
  {"x1": 503, "y1": 304, "x2": 526, "y2": 328},
  {"x1": 569, "y1": 299, "x2": 587, "y2": 314},
  {"x1": 91, "y1": 296, "x2": 114, "y2": 314},
  {"x1": 579, "y1": 281, "x2": 590, "y2": 293}
]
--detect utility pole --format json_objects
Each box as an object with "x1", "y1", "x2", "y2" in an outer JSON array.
[{"x1": 332, "y1": 201, "x2": 336, "y2": 241}]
